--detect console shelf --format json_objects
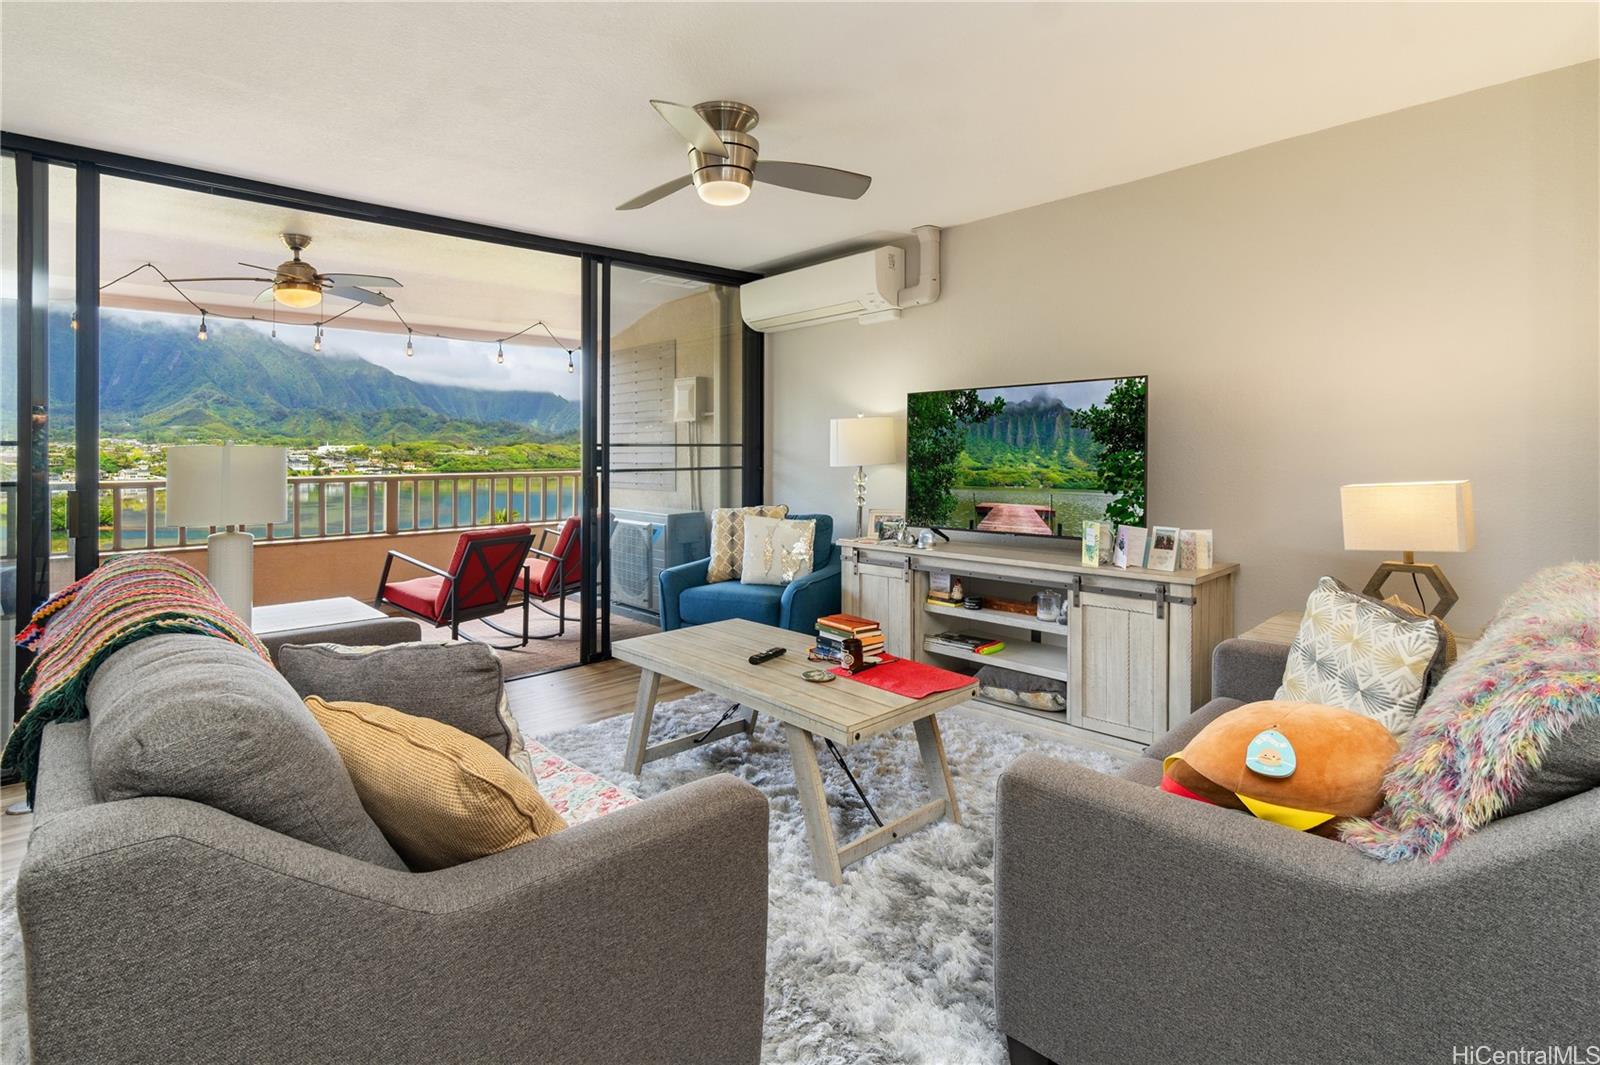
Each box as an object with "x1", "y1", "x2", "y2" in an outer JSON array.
[
  {"x1": 841, "y1": 538, "x2": 1238, "y2": 749},
  {"x1": 923, "y1": 637, "x2": 1071, "y2": 683}
]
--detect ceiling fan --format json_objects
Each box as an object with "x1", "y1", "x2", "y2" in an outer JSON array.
[
  {"x1": 617, "y1": 100, "x2": 872, "y2": 211},
  {"x1": 165, "y1": 233, "x2": 403, "y2": 308}
]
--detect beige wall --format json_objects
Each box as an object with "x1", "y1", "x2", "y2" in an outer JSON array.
[
  {"x1": 609, "y1": 284, "x2": 744, "y2": 515},
  {"x1": 768, "y1": 62, "x2": 1599, "y2": 633}
]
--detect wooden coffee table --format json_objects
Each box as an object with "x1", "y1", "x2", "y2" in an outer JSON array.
[{"x1": 613, "y1": 618, "x2": 977, "y2": 885}]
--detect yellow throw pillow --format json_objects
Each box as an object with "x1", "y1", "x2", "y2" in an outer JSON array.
[
  {"x1": 305, "y1": 696, "x2": 566, "y2": 871},
  {"x1": 706, "y1": 504, "x2": 789, "y2": 583}
]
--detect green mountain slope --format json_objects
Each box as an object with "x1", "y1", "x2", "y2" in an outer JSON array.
[{"x1": 34, "y1": 310, "x2": 579, "y2": 444}]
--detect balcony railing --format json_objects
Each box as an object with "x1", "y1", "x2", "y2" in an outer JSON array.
[{"x1": 53, "y1": 469, "x2": 581, "y2": 554}]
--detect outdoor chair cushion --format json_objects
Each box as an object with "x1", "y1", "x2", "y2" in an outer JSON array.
[
  {"x1": 382, "y1": 575, "x2": 448, "y2": 620},
  {"x1": 435, "y1": 525, "x2": 533, "y2": 615}
]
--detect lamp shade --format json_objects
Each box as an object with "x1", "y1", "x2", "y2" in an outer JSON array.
[
  {"x1": 165, "y1": 444, "x2": 289, "y2": 527},
  {"x1": 1340, "y1": 480, "x2": 1475, "y2": 553},
  {"x1": 830, "y1": 416, "x2": 896, "y2": 468}
]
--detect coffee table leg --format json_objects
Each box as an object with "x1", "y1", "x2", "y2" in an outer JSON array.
[
  {"x1": 783, "y1": 722, "x2": 844, "y2": 886},
  {"x1": 623, "y1": 669, "x2": 661, "y2": 776},
  {"x1": 914, "y1": 716, "x2": 962, "y2": 826},
  {"x1": 744, "y1": 708, "x2": 760, "y2": 736}
]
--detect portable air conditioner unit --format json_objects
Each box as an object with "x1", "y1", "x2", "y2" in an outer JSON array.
[
  {"x1": 739, "y1": 246, "x2": 904, "y2": 333},
  {"x1": 608, "y1": 509, "x2": 710, "y2": 615}
]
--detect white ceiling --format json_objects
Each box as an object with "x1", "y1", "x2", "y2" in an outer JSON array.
[{"x1": 2, "y1": 2, "x2": 1596, "y2": 274}]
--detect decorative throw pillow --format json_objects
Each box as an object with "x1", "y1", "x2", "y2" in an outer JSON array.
[
  {"x1": 740, "y1": 516, "x2": 816, "y2": 586},
  {"x1": 88, "y1": 636, "x2": 407, "y2": 870},
  {"x1": 1275, "y1": 576, "x2": 1445, "y2": 737},
  {"x1": 278, "y1": 641, "x2": 511, "y2": 756},
  {"x1": 1160, "y1": 700, "x2": 1398, "y2": 836},
  {"x1": 305, "y1": 696, "x2": 566, "y2": 871},
  {"x1": 706, "y1": 504, "x2": 788, "y2": 583}
]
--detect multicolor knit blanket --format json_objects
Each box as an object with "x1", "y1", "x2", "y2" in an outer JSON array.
[
  {"x1": 2, "y1": 553, "x2": 269, "y2": 797},
  {"x1": 1341, "y1": 561, "x2": 1600, "y2": 862}
]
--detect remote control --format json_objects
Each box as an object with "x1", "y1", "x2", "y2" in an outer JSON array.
[{"x1": 748, "y1": 647, "x2": 787, "y2": 665}]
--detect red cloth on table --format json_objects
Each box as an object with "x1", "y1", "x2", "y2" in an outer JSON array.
[{"x1": 830, "y1": 654, "x2": 975, "y2": 698}]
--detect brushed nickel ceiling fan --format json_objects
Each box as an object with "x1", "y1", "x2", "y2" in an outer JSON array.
[
  {"x1": 617, "y1": 100, "x2": 872, "y2": 211},
  {"x1": 164, "y1": 233, "x2": 402, "y2": 308}
]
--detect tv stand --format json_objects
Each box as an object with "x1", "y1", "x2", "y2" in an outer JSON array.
[{"x1": 838, "y1": 538, "x2": 1238, "y2": 754}]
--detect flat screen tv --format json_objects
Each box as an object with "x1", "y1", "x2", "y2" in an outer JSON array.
[{"x1": 905, "y1": 375, "x2": 1147, "y2": 539}]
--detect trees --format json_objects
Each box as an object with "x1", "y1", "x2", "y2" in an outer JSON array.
[
  {"x1": 1075, "y1": 377, "x2": 1147, "y2": 525},
  {"x1": 906, "y1": 389, "x2": 1006, "y2": 526}
]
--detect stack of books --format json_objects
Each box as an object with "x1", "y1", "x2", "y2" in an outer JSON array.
[
  {"x1": 927, "y1": 631, "x2": 1007, "y2": 657},
  {"x1": 813, "y1": 612, "x2": 886, "y2": 665}
]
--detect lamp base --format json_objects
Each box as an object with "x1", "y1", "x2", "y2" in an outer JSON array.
[
  {"x1": 207, "y1": 529, "x2": 256, "y2": 625},
  {"x1": 1361, "y1": 557, "x2": 1458, "y2": 618}
]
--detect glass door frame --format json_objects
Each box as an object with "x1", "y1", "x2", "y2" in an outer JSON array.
[{"x1": 3, "y1": 133, "x2": 764, "y2": 689}]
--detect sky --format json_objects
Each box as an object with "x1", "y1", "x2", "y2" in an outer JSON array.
[
  {"x1": 108, "y1": 308, "x2": 582, "y2": 400},
  {"x1": 976, "y1": 376, "x2": 1126, "y2": 410}
]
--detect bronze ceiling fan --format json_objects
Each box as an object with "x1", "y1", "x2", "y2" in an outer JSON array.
[
  {"x1": 617, "y1": 100, "x2": 872, "y2": 210},
  {"x1": 165, "y1": 233, "x2": 402, "y2": 308}
]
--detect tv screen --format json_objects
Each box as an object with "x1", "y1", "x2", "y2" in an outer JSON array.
[{"x1": 905, "y1": 376, "x2": 1147, "y2": 538}]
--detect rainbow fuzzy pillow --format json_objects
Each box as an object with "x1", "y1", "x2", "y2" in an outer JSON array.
[{"x1": 1341, "y1": 561, "x2": 1600, "y2": 862}]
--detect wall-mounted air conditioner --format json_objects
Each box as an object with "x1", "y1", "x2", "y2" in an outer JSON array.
[{"x1": 739, "y1": 226, "x2": 941, "y2": 333}]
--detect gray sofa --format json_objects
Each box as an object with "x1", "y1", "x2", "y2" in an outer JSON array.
[
  {"x1": 15, "y1": 620, "x2": 771, "y2": 1065},
  {"x1": 995, "y1": 638, "x2": 1600, "y2": 1065}
]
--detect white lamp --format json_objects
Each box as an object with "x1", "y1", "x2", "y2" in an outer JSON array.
[
  {"x1": 830, "y1": 415, "x2": 897, "y2": 539},
  {"x1": 165, "y1": 444, "x2": 288, "y2": 624},
  {"x1": 1340, "y1": 480, "x2": 1475, "y2": 617}
]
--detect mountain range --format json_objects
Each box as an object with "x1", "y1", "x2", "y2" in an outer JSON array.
[{"x1": 27, "y1": 309, "x2": 580, "y2": 445}]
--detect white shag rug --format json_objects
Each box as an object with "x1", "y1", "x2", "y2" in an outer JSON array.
[
  {"x1": 526, "y1": 693, "x2": 1123, "y2": 1065},
  {"x1": 0, "y1": 695, "x2": 1123, "y2": 1065}
]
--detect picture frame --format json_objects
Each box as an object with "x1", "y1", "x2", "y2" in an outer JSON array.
[{"x1": 867, "y1": 508, "x2": 905, "y2": 540}]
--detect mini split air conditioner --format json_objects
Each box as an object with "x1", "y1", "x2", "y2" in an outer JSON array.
[{"x1": 739, "y1": 226, "x2": 941, "y2": 333}]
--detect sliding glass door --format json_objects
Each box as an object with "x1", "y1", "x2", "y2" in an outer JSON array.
[{"x1": 587, "y1": 261, "x2": 762, "y2": 655}]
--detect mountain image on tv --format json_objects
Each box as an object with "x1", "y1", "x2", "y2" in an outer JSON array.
[{"x1": 906, "y1": 376, "x2": 1146, "y2": 537}]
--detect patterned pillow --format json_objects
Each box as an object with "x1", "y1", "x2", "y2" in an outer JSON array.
[
  {"x1": 706, "y1": 504, "x2": 788, "y2": 583},
  {"x1": 1275, "y1": 576, "x2": 1445, "y2": 738},
  {"x1": 740, "y1": 516, "x2": 816, "y2": 586}
]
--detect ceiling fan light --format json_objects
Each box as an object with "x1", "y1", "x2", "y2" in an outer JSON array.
[
  {"x1": 273, "y1": 281, "x2": 323, "y2": 309},
  {"x1": 697, "y1": 179, "x2": 751, "y2": 207}
]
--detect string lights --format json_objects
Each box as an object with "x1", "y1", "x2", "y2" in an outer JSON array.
[{"x1": 87, "y1": 260, "x2": 579, "y2": 372}]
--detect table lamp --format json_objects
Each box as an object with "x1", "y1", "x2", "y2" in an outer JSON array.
[
  {"x1": 1340, "y1": 480, "x2": 1474, "y2": 618},
  {"x1": 830, "y1": 415, "x2": 897, "y2": 539},
  {"x1": 165, "y1": 444, "x2": 289, "y2": 624}
]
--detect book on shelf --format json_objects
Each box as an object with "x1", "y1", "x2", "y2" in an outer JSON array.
[{"x1": 928, "y1": 631, "x2": 1006, "y2": 655}]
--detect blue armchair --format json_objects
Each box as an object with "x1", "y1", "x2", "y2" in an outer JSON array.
[{"x1": 659, "y1": 513, "x2": 841, "y2": 635}]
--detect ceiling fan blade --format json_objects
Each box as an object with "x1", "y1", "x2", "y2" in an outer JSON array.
[
  {"x1": 616, "y1": 174, "x2": 694, "y2": 211},
  {"x1": 320, "y1": 273, "x2": 402, "y2": 289},
  {"x1": 324, "y1": 284, "x2": 394, "y2": 307},
  {"x1": 238, "y1": 262, "x2": 284, "y2": 274},
  {"x1": 161, "y1": 275, "x2": 276, "y2": 284},
  {"x1": 649, "y1": 100, "x2": 728, "y2": 159},
  {"x1": 755, "y1": 161, "x2": 872, "y2": 200}
]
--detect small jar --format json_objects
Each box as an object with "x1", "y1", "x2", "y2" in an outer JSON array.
[{"x1": 1035, "y1": 589, "x2": 1062, "y2": 623}]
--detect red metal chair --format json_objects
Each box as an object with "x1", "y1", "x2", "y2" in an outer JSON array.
[
  {"x1": 511, "y1": 516, "x2": 582, "y2": 639},
  {"x1": 375, "y1": 525, "x2": 534, "y2": 648}
]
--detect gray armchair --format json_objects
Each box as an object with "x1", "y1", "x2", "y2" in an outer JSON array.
[{"x1": 994, "y1": 639, "x2": 1600, "y2": 1065}]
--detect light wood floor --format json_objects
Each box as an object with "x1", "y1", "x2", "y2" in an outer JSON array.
[{"x1": 0, "y1": 658, "x2": 695, "y2": 884}]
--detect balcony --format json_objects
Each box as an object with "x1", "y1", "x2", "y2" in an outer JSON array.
[{"x1": 52, "y1": 469, "x2": 582, "y2": 608}]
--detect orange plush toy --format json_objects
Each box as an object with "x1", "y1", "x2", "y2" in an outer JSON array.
[{"x1": 1161, "y1": 701, "x2": 1398, "y2": 837}]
